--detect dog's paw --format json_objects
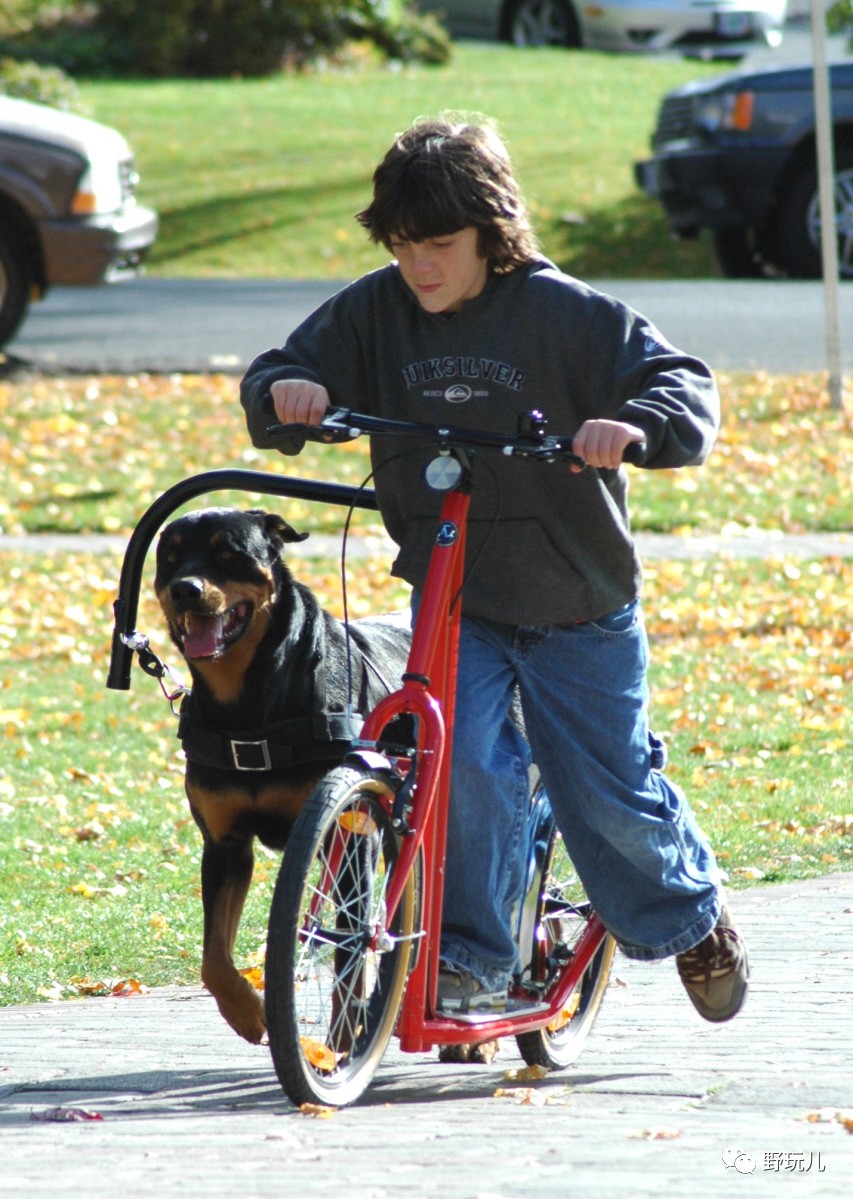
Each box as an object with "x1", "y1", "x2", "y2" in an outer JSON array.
[
  {"x1": 233, "y1": 1008, "x2": 267, "y2": 1045},
  {"x1": 438, "y1": 1039, "x2": 500, "y2": 1065},
  {"x1": 207, "y1": 972, "x2": 267, "y2": 1043},
  {"x1": 220, "y1": 1001, "x2": 266, "y2": 1044}
]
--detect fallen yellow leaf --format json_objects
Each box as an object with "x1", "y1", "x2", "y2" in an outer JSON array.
[
  {"x1": 502, "y1": 1063, "x2": 551, "y2": 1082},
  {"x1": 802, "y1": 1107, "x2": 853, "y2": 1129},
  {"x1": 493, "y1": 1086, "x2": 546, "y2": 1106},
  {"x1": 111, "y1": 978, "x2": 149, "y2": 997},
  {"x1": 300, "y1": 1036, "x2": 339, "y2": 1072},
  {"x1": 299, "y1": 1102, "x2": 336, "y2": 1118},
  {"x1": 239, "y1": 965, "x2": 265, "y2": 991}
]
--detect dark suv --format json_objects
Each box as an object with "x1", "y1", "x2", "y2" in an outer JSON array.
[
  {"x1": 0, "y1": 95, "x2": 158, "y2": 348},
  {"x1": 634, "y1": 61, "x2": 853, "y2": 278}
]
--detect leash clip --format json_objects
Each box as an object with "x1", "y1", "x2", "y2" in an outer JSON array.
[{"x1": 121, "y1": 630, "x2": 190, "y2": 714}]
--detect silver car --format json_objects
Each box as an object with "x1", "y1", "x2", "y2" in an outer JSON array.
[{"x1": 419, "y1": 0, "x2": 787, "y2": 53}]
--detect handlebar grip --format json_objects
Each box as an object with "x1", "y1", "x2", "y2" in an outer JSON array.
[
  {"x1": 266, "y1": 407, "x2": 359, "y2": 444},
  {"x1": 622, "y1": 440, "x2": 647, "y2": 467}
]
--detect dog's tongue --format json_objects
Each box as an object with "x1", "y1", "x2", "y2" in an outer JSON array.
[{"x1": 182, "y1": 613, "x2": 224, "y2": 659}]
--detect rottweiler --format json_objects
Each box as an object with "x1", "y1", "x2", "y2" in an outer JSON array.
[{"x1": 154, "y1": 507, "x2": 411, "y2": 1043}]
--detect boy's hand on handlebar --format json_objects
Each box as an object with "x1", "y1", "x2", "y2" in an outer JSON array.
[
  {"x1": 270, "y1": 380, "x2": 330, "y2": 427},
  {"x1": 570, "y1": 419, "x2": 646, "y2": 472}
]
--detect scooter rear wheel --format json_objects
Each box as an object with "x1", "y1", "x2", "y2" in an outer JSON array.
[{"x1": 516, "y1": 824, "x2": 614, "y2": 1069}]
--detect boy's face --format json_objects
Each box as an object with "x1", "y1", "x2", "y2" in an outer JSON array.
[{"x1": 389, "y1": 227, "x2": 488, "y2": 314}]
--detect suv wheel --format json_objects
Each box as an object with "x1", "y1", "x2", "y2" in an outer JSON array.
[
  {"x1": 508, "y1": 0, "x2": 581, "y2": 47},
  {"x1": 773, "y1": 147, "x2": 853, "y2": 279},
  {"x1": 0, "y1": 233, "x2": 32, "y2": 349}
]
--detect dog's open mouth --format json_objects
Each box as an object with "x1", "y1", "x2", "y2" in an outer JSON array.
[{"x1": 176, "y1": 603, "x2": 252, "y2": 659}]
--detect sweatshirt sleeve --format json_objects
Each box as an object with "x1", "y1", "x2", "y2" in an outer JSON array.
[
  {"x1": 240, "y1": 346, "x2": 317, "y2": 454},
  {"x1": 240, "y1": 282, "x2": 369, "y2": 455},
  {"x1": 590, "y1": 295, "x2": 721, "y2": 470}
]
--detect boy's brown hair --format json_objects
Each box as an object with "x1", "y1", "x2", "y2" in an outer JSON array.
[{"x1": 356, "y1": 114, "x2": 540, "y2": 274}]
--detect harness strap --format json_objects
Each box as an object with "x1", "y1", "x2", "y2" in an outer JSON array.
[{"x1": 177, "y1": 710, "x2": 362, "y2": 773}]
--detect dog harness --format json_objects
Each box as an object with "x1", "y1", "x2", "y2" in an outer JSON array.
[{"x1": 177, "y1": 706, "x2": 363, "y2": 772}]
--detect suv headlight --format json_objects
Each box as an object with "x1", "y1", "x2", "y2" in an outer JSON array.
[
  {"x1": 696, "y1": 91, "x2": 755, "y2": 135},
  {"x1": 70, "y1": 153, "x2": 125, "y2": 215}
]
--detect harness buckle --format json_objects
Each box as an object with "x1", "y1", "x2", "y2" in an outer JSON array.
[{"x1": 230, "y1": 739, "x2": 272, "y2": 771}]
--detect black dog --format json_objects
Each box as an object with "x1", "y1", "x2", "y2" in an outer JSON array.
[{"x1": 154, "y1": 507, "x2": 411, "y2": 1043}]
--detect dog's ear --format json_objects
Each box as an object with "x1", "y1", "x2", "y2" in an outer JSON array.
[{"x1": 253, "y1": 510, "x2": 310, "y2": 548}]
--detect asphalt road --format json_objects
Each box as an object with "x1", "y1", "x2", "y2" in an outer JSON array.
[{"x1": 5, "y1": 276, "x2": 853, "y2": 376}]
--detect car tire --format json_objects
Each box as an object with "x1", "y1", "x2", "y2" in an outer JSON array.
[
  {"x1": 0, "y1": 233, "x2": 32, "y2": 349},
  {"x1": 712, "y1": 227, "x2": 768, "y2": 278},
  {"x1": 507, "y1": 0, "x2": 581, "y2": 48},
  {"x1": 772, "y1": 146, "x2": 853, "y2": 280}
]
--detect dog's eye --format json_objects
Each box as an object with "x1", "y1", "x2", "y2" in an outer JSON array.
[{"x1": 218, "y1": 550, "x2": 233, "y2": 562}]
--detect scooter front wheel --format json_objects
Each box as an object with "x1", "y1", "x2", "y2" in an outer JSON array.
[{"x1": 265, "y1": 765, "x2": 416, "y2": 1107}]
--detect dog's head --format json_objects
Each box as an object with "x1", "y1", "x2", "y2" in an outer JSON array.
[{"x1": 155, "y1": 508, "x2": 308, "y2": 663}]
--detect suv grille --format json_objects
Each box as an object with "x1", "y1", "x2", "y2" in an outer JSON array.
[{"x1": 653, "y1": 95, "x2": 695, "y2": 148}]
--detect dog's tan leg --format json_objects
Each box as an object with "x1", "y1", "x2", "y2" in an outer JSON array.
[
  {"x1": 438, "y1": 1040, "x2": 501, "y2": 1064},
  {"x1": 199, "y1": 836, "x2": 267, "y2": 1043}
]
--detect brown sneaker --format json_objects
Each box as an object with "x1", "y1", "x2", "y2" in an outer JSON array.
[
  {"x1": 436, "y1": 962, "x2": 508, "y2": 1014},
  {"x1": 676, "y1": 905, "x2": 749, "y2": 1022}
]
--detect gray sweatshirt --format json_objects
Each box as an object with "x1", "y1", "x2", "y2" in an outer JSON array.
[{"x1": 241, "y1": 259, "x2": 719, "y2": 624}]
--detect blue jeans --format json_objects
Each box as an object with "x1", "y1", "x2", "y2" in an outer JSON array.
[{"x1": 436, "y1": 600, "x2": 722, "y2": 991}]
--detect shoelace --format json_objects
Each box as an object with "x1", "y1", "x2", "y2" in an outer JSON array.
[{"x1": 678, "y1": 927, "x2": 743, "y2": 982}]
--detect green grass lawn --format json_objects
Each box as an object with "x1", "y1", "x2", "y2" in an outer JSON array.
[
  {"x1": 0, "y1": 369, "x2": 850, "y2": 1006},
  {"x1": 80, "y1": 44, "x2": 729, "y2": 280},
  {"x1": 0, "y1": 546, "x2": 849, "y2": 1006}
]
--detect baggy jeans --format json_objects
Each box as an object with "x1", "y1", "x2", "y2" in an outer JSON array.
[{"x1": 438, "y1": 599, "x2": 722, "y2": 991}]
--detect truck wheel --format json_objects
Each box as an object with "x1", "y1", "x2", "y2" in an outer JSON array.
[
  {"x1": 773, "y1": 147, "x2": 853, "y2": 280},
  {"x1": 0, "y1": 234, "x2": 32, "y2": 349},
  {"x1": 507, "y1": 0, "x2": 581, "y2": 47},
  {"x1": 712, "y1": 227, "x2": 767, "y2": 278}
]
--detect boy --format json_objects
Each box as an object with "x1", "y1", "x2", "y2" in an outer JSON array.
[{"x1": 241, "y1": 114, "x2": 749, "y2": 1022}]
